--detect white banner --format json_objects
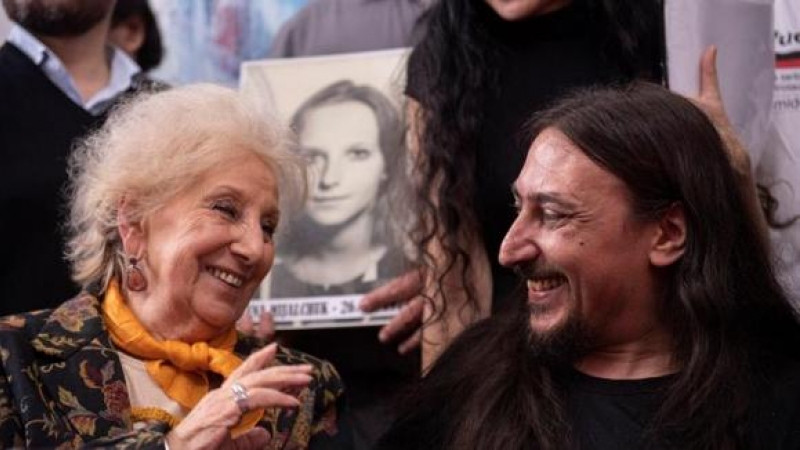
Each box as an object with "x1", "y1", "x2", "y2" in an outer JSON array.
[
  {"x1": 665, "y1": 0, "x2": 775, "y2": 165},
  {"x1": 761, "y1": 0, "x2": 800, "y2": 303},
  {"x1": 247, "y1": 295, "x2": 400, "y2": 330}
]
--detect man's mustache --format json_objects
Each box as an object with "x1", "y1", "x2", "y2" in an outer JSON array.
[{"x1": 512, "y1": 262, "x2": 564, "y2": 280}]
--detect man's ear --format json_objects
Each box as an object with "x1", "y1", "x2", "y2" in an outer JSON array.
[
  {"x1": 118, "y1": 198, "x2": 145, "y2": 256},
  {"x1": 649, "y1": 203, "x2": 687, "y2": 267}
]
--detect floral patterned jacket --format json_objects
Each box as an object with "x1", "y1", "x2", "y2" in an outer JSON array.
[{"x1": 0, "y1": 293, "x2": 353, "y2": 449}]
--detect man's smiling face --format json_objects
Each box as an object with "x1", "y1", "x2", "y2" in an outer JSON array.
[{"x1": 499, "y1": 128, "x2": 663, "y2": 354}]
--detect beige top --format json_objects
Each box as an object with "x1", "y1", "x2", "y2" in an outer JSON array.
[{"x1": 116, "y1": 351, "x2": 187, "y2": 428}]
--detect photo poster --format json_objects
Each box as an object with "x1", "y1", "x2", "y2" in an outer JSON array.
[
  {"x1": 664, "y1": 0, "x2": 775, "y2": 164},
  {"x1": 240, "y1": 49, "x2": 413, "y2": 330}
]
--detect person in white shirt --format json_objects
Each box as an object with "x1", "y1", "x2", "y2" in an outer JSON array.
[{"x1": 0, "y1": 0, "x2": 144, "y2": 315}]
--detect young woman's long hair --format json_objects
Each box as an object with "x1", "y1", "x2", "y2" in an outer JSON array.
[
  {"x1": 381, "y1": 83, "x2": 800, "y2": 450},
  {"x1": 409, "y1": 0, "x2": 663, "y2": 325}
]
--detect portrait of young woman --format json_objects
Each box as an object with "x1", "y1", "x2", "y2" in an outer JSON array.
[
  {"x1": 268, "y1": 79, "x2": 409, "y2": 300},
  {"x1": 239, "y1": 54, "x2": 418, "y2": 448}
]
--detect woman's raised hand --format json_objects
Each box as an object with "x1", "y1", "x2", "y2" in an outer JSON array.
[{"x1": 166, "y1": 343, "x2": 313, "y2": 450}]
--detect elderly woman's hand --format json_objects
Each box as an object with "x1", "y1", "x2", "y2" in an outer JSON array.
[{"x1": 166, "y1": 343, "x2": 312, "y2": 449}]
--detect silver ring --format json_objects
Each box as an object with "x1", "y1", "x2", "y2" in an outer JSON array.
[{"x1": 230, "y1": 382, "x2": 249, "y2": 413}]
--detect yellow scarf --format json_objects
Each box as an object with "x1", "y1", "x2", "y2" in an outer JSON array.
[{"x1": 101, "y1": 280, "x2": 263, "y2": 436}]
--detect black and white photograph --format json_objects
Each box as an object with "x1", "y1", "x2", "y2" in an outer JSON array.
[{"x1": 240, "y1": 49, "x2": 412, "y2": 329}]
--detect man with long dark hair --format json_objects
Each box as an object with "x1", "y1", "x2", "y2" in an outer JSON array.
[
  {"x1": 360, "y1": 0, "x2": 665, "y2": 365},
  {"x1": 377, "y1": 82, "x2": 800, "y2": 449}
]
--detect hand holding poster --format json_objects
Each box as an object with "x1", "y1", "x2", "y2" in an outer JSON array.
[
  {"x1": 664, "y1": 0, "x2": 774, "y2": 164},
  {"x1": 240, "y1": 49, "x2": 412, "y2": 329},
  {"x1": 666, "y1": 0, "x2": 800, "y2": 302}
]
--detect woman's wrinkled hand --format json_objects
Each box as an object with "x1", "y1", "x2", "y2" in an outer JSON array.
[
  {"x1": 166, "y1": 343, "x2": 312, "y2": 450},
  {"x1": 360, "y1": 269, "x2": 425, "y2": 354}
]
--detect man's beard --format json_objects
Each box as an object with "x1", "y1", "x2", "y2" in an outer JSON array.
[
  {"x1": 3, "y1": 0, "x2": 112, "y2": 37},
  {"x1": 526, "y1": 305, "x2": 592, "y2": 368}
]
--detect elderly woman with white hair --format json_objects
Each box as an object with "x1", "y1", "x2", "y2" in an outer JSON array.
[{"x1": 0, "y1": 84, "x2": 353, "y2": 449}]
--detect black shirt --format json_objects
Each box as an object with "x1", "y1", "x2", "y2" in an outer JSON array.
[
  {"x1": 0, "y1": 43, "x2": 106, "y2": 315},
  {"x1": 565, "y1": 361, "x2": 800, "y2": 449},
  {"x1": 565, "y1": 369, "x2": 675, "y2": 449}
]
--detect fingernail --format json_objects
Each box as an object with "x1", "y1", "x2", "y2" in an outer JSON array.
[{"x1": 378, "y1": 330, "x2": 388, "y2": 342}]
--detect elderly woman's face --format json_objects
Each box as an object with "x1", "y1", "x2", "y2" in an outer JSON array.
[
  {"x1": 140, "y1": 152, "x2": 279, "y2": 330},
  {"x1": 298, "y1": 101, "x2": 386, "y2": 226}
]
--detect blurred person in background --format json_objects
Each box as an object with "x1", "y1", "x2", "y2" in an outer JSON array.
[
  {"x1": 0, "y1": 0, "x2": 156, "y2": 316},
  {"x1": 269, "y1": 0, "x2": 426, "y2": 57},
  {"x1": 110, "y1": 0, "x2": 164, "y2": 73}
]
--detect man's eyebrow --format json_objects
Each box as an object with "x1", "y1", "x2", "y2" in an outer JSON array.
[
  {"x1": 511, "y1": 186, "x2": 577, "y2": 208},
  {"x1": 535, "y1": 193, "x2": 576, "y2": 208}
]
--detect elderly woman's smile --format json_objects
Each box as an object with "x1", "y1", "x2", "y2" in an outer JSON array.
[
  {"x1": 124, "y1": 152, "x2": 280, "y2": 341},
  {"x1": 206, "y1": 266, "x2": 245, "y2": 287}
]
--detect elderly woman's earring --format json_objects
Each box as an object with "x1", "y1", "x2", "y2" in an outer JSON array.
[{"x1": 126, "y1": 257, "x2": 147, "y2": 291}]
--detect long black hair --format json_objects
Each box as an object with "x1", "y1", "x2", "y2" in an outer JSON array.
[
  {"x1": 381, "y1": 82, "x2": 800, "y2": 450},
  {"x1": 409, "y1": 0, "x2": 663, "y2": 327}
]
